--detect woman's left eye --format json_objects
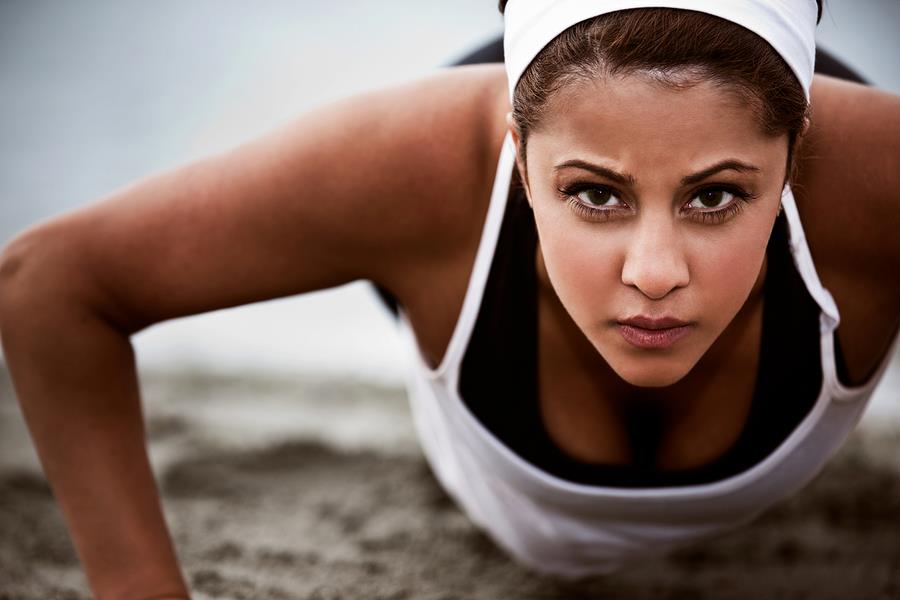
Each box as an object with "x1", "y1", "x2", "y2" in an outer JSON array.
[
  {"x1": 687, "y1": 188, "x2": 736, "y2": 210},
  {"x1": 682, "y1": 186, "x2": 757, "y2": 224}
]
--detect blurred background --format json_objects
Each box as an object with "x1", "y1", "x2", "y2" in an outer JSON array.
[{"x1": 0, "y1": 0, "x2": 898, "y2": 414}]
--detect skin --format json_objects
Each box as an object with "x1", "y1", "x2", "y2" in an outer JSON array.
[{"x1": 0, "y1": 64, "x2": 897, "y2": 597}]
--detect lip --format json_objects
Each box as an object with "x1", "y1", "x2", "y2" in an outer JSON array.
[{"x1": 617, "y1": 315, "x2": 693, "y2": 350}]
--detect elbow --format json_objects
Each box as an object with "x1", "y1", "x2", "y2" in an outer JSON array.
[
  {"x1": 0, "y1": 226, "x2": 96, "y2": 338},
  {"x1": 0, "y1": 228, "x2": 66, "y2": 343},
  {"x1": 1, "y1": 227, "x2": 152, "y2": 340},
  {"x1": 0, "y1": 230, "x2": 42, "y2": 329}
]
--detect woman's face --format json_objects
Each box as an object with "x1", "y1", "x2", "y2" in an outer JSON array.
[{"x1": 514, "y1": 73, "x2": 788, "y2": 387}]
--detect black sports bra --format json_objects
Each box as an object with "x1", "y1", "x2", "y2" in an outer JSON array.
[{"x1": 458, "y1": 178, "x2": 827, "y2": 487}]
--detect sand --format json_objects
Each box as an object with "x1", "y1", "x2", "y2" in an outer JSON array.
[{"x1": 1, "y1": 366, "x2": 899, "y2": 600}]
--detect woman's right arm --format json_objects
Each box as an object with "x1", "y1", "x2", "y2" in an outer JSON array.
[{"x1": 0, "y1": 64, "x2": 507, "y2": 598}]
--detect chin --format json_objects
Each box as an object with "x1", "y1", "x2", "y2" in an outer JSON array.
[{"x1": 605, "y1": 354, "x2": 696, "y2": 388}]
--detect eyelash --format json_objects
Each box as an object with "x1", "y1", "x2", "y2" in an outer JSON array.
[{"x1": 557, "y1": 183, "x2": 759, "y2": 225}]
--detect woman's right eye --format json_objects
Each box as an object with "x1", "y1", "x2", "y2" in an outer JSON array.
[
  {"x1": 559, "y1": 185, "x2": 628, "y2": 222},
  {"x1": 574, "y1": 187, "x2": 623, "y2": 208}
]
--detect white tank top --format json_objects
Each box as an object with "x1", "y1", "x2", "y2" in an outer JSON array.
[{"x1": 397, "y1": 133, "x2": 899, "y2": 578}]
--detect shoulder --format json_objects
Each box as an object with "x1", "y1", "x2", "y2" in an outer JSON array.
[
  {"x1": 795, "y1": 75, "x2": 900, "y2": 380},
  {"x1": 347, "y1": 64, "x2": 511, "y2": 364},
  {"x1": 797, "y1": 75, "x2": 900, "y2": 280},
  {"x1": 327, "y1": 64, "x2": 510, "y2": 289},
  {"x1": 218, "y1": 63, "x2": 510, "y2": 297}
]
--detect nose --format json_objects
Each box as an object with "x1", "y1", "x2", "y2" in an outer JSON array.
[{"x1": 620, "y1": 216, "x2": 690, "y2": 300}]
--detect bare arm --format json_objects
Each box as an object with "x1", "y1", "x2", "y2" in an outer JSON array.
[
  {"x1": 797, "y1": 75, "x2": 900, "y2": 382},
  {"x1": 800, "y1": 75, "x2": 900, "y2": 291},
  {"x1": 0, "y1": 255, "x2": 188, "y2": 597},
  {"x1": 0, "y1": 64, "x2": 503, "y2": 598}
]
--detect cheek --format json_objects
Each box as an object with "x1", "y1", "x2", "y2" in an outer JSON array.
[
  {"x1": 689, "y1": 224, "x2": 770, "y2": 324},
  {"x1": 534, "y1": 215, "x2": 621, "y2": 322}
]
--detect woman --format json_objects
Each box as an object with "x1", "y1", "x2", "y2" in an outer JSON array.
[{"x1": 0, "y1": 0, "x2": 897, "y2": 597}]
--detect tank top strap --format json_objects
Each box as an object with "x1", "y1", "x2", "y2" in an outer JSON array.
[
  {"x1": 780, "y1": 184, "x2": 841, "y2": 332},
  {"x1": 779, "y1": 184, "x2": 860, "y2": 402},
  {"x1": 416, "y1": 132, "x2": 516, "y2": 382}
]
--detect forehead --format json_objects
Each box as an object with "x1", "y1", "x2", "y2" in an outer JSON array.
[{"x1": 527, "y1": 73, "x2": 784, "y2": 171}]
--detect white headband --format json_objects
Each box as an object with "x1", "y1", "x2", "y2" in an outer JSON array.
[{"x1": 503, "y1": 0, "x2": 818, "y2": 102}]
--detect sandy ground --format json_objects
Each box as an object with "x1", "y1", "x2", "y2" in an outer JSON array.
[{"x1": 2, "y1": 365, "x2": 899, "y2": 600}]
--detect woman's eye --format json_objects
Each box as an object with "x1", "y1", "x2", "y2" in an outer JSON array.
[
  {"x1": 687, "y1": 188, "x2": 735, "y2": 210},
  {"x1": 576, "y1": 187, "x2": 623, "y2": 207}
]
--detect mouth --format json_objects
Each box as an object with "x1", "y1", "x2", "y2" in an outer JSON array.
[{"x1": 616, "y1": 315, "x2": 693, "y2": 350}]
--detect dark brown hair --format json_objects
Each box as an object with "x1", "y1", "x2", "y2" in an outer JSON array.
[{"x1": 499, "y1": 2, "x2": 824, "y2": 181}]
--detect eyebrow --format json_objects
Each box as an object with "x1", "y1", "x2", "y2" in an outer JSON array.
[
  {"x1": 554, "y1": 160, "x2": 635, "y2": 186},
  {"x1": 554, "y1": 159, "x2": 761, "y2": 186},
  {"x1": 680, "y1": 160, "x2": 761, "y2": 185}
]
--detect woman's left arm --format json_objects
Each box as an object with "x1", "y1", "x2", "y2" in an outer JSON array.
[{"x1": 796, "y1": 75, "x2": 900, "y2": 380}]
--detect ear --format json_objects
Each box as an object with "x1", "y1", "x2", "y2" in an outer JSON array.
[
  {"x1": 799, "y1": 114, "x2": 811, "y2": 138},
  {"x1": 786, "y1": 115, "x2": 812, "y2": 186},
  {"x1": 794, "y1": 114, "x2": 812, "y2": 157},
  {"x1": 506, "y1": 112, "x2": 534, "y2": 208}
]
